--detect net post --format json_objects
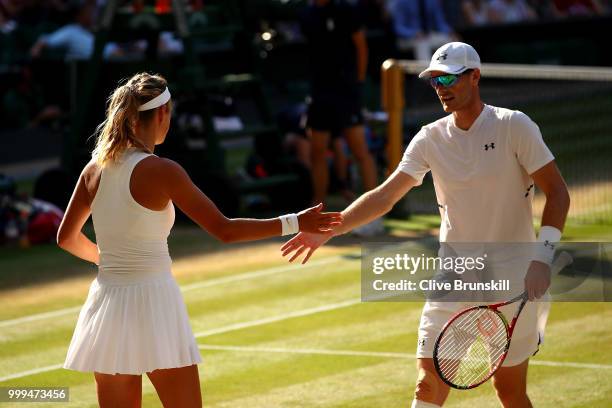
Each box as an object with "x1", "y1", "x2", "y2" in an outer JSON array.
[{"x1": 381, "y1": 59, "x2": 405, "y2": 176}]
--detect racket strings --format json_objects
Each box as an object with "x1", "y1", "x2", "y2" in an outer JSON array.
[
  {"x1": 436, "y1": 308, "x2": 508, "y2": 387},
  {"x1": 439, "y1": 311, "x2": 507, "y2": 363},
  {"x1": 438, "y1": 310, "x2": 507, "y2": 384},
  {"x1": 438, "y1": 315, "x2": 505, "y2": 385},
  {"x1": 439, "y1": 311, "x2": 506, "y2": 373}
]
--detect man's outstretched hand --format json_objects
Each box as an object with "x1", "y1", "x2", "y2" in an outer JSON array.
[
  {"x1": 297, "y1": 203, "x2": 343, "y2": 234},
  {"x1": 281, "y1": 231, "x2": 333, "y2": 264}
]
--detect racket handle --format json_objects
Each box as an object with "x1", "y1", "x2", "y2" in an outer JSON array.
[{"x1": 519, "y1": 251, "x2": 572, "y2": 303}]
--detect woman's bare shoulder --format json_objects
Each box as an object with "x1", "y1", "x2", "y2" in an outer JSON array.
[
  {"x1": 131, "y1": 156, "x2": 190, "y2": 192},
  {"x1": 134, "y1": 155, "x2": 183, "y2": 174},
  {"x1": 143, "y1": 155, "x2": 188, "y2": 178},
  {"x1": 81, "y1": 159, "x2": 102, "y2": 202},
  {"x1": 82, "y1": 158, "x2": 99, "y2": 174}
]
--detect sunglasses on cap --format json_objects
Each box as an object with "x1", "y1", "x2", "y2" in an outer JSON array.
[{"x1": 429, "y1": 69, "x2": 473, "y2": 88}]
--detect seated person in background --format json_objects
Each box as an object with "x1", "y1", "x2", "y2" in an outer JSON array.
[
  {"x1": 30, "y1": 0, "x2": 181, "y2": 62},
  {"x1": 461, "y1": 0, "x2": 493, "y2": 26},
  {"x1": 300, "y1": 0, "x2": 379, "y2": 221},
  {"x1": 552, "y1": 0, "x2": 606, "y2": 16},
  {"x1": 278, "y1": 104, "x2": 311, "y2": 171},
  {"x1": 527, "y1": 0, "x2": 564, "y2": 20},
  {"x1": 0, "y1": 0, "x2": 23, "y2": 33},
  {"x1": 278, "y1": 103, "x2": 357, "y2": 204},
  {"x1": 387, "y1": 0, "x2": 454, "y2": 60},
  {"x1": 30, "y1": 0, "x2": 97, "y2": 60},
  {"x1": 104, "y1": 32, "x2": 184, "y2": 60},
  {"x1": 488, "y1": 0, "x2": 538, "y2": 23}
]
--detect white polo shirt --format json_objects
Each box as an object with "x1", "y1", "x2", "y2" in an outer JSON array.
[{"x1": 398, "y1": 104, "x2": 554, "y2": 243}]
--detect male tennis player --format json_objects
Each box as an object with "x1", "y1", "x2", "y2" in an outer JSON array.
[{"x1": 281, "y1": 42, "x2": 570, "y2": 407}]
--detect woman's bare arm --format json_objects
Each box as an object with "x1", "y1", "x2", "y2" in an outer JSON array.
[
  {"x1": 56, "y1": 165, "x2": 100, "y2": 264},
  {"x1": 157, "y1": 158, "x2": 342, "y2": 243}
]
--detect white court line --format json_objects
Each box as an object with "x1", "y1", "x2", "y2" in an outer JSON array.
[
  {"x1": 0, "y1": 256, "x2": 347, "y2": 329},
  {"x1": 0, "y1": 364, "x2": 63, "y2": 383},
  {"x1": 198, "y1": 344, "x2": 612, "y2": 371},
  {"x1": 2, "y1": 297, "x2": 612, "y2": 383},
  {"x1": 0, "y1": 306, "x2": 82, "y2": 329},
  {"x1": 194, "y1": 298, "x2": 362, "y2": 338},
  {"x1": 200, "y1": 344, "x2": 415, "y2": 359},
  {"x1": 0, "y1": 297, "x2": 362, "y2": 383},
  {"x1": 179, "y1": 256, "x2": 347, "y2": 292},
  {"x1": 528, "y1": 360, "x2": 612, "y2": 370}
]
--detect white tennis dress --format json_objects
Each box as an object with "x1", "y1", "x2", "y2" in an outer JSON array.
[{"x1": 64, "y1": 147, "x2": 202, "y2": 375}]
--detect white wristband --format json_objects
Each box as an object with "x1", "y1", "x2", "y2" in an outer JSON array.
[
  {"x1": 279, "y1": 214, "x2": 299, "y2": 236},
  {"x1": 533, "y1": 226, "x2": 562, "y2": 265}
]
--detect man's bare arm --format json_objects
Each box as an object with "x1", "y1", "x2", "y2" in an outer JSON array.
[
  {"x1": 334, "y1": 170, "x2": 418, "y2": 236},
  {"x1": 281, "y1": 170, "x2": 418, "y2": 263},
  {"x1": 524, "y1": 160, "x2": 570, "y2": 300},
  {"x1": 531, "y1": 161, "x2": 570, "y2": 231}
]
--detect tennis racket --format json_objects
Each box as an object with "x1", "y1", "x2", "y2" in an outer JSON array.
[{"x1": 433, "y1": 251, "x2": 573, "y2": 390}]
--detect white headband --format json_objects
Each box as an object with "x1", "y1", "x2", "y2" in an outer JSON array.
[{"x1": 138, "y1": 88, "x2": 171, "y2": 111}]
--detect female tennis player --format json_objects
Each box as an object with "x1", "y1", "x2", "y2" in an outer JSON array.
[
  {"x1": 282, "y1": 42, "x2": 570, "y2": 408},
  {"x1": 56, "y1": 72, "x2": 342, "y2": 408}
]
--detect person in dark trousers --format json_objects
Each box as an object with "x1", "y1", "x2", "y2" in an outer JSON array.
[{"x1": 300, "y1": 0, "x2": 382, "y2": 235}]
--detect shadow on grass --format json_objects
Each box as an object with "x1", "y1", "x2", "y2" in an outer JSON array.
[
  {"x1": 3, "y1": 210, "x2": 610, "y2": 293},
  {"x1": 0, "y1": 216, "x2": 441, "y2": 293}
]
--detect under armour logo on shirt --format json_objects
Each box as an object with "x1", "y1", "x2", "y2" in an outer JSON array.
[
  {"x1": 436, "y1": 52, "x2": 448, "y2": 61},
  {"x1": 484, "y1": 143, "x2": 495, "y2": 151},
  {"x1": 525, "y1": 184, "x2": 534, "y2": 197}
]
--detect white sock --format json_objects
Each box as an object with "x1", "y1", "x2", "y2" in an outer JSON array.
[{"x1": 411, "y1": 400, "x2": 441, "y2": 408}]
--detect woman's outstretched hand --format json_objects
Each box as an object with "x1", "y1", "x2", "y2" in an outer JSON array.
[
  {"x1": 297, "y1": 203, "x2": 343, "y2": 234},
  {"x1": 281, "y1": 231, "x2": 333, "y2": 264}
]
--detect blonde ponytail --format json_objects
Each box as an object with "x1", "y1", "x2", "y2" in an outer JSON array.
[{"x1": 92, "y1": 73, "x2": 169, "y2": 167}]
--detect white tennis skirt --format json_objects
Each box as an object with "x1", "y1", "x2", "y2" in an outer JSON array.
[{"x1": 64, "y1": 270, "x2": 202, "y2": 375}]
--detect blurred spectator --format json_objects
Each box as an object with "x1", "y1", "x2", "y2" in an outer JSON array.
[
  {"x1": 103, "y1": 39, "x2": 148, "y2": 60},
  {"x1": 158, "y1": 31, "x2": 184, "y2": 56},
  {"x1": 278, "y1": 104, "x2": 311, "y2": 170},
  {"x1": 462, "y1": 0, "x2": 493, "y2": 26},
  {"x1": 528, "y1": 0, "x2": 563, "y2": 19},
  {"x1": 488, "y1": 0, "x2": 538, "y2": 23},
  {"x1": 30, "y1": 0, "x2": 97, "y2": 60},
  {"x1": 442, "y1": 0, "x2": 464, "y2": 30},
  {"x1": 387, "y1": 0, "x2": 454, "y2": 60},
  {"x1": 300, "y1": 0, "x2": 379, "y2": 222},
  {"x1": 29, "y1": 0, "x2": 183, "y2": 61},
  {"x1": 0, "y1": 0, "x2": 23, "y2": 33},
  {"x1": 277, "y1": 103, "x2": 356, "y2": 203},
  {"x1": 552, "y1": 0, "x2": 606, "y2": 16},
  {"x1": 1, "y1": 65, "x2": 63, "y2": 129},
  {"x1": 0, "y1": 174, "x2": 64, "y2": 247}
]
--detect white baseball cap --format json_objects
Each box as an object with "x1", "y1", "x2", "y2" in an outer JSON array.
[{"x1": 418, "y1": 42, "x2": 481, "y2": 79}]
